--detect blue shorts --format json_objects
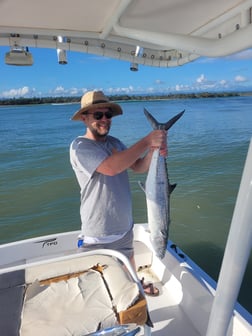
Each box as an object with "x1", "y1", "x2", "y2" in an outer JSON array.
[{"x1": 80, "y1": 229, "x2": 134, "y2": 260}]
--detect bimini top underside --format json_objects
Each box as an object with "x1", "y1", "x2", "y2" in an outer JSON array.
[{"x1": 1, "y1": 0, "x2": 252, "y2": 67}]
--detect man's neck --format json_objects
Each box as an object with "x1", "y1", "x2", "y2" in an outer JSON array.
[{"x1": 84, "y1": 130, "x2": 107, "y2": 142}]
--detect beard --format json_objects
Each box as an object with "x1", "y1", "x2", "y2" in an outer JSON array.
[{"x1": 89, "y1": 122, "x2": 111, "y2": 139}]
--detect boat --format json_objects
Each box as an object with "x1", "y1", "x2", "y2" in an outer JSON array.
[{"x1": 0, "y1": 1, "x2": 252, "y2": 335}]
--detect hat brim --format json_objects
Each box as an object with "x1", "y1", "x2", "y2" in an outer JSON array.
[{"x1": 71, "y1": 102, "x2": 123, "y2": 121}]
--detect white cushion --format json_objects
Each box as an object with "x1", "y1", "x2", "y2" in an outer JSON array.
[
  {"x1": 103, "y1": 262, "x2": 139, "y2": 312},
  {"x1": 20, "y1": 270, "x2": 117, "y2": 336}
]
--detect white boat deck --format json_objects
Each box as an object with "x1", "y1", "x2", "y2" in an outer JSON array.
[
  {"x1": 0, "y1": 226, "x2": 251, "y2": 336},
  {"x1": 138, "y1": 274, "x2": 200, "y2": 336},
  {"x1": 135, "y1": 239, "x2": 201, "y2": 336},
  {"x1": 146, "y1": 294, "x2": 200, "y2": 336},
  {"x1": 134, "y1": 230, "x2": 252, "y2": 336}
]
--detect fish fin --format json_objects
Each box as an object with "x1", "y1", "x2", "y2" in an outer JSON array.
[
  {"x1": 138, "y1": 181, "x2": 146, "y2": 192},
  {"x1": 164, "y1": 110, "x2": 185, "y2": 130},
  {"x1": 169, "y1": 183, "x2": 177, "y2": 193},
  {"x1": 144, "y1": 108, "x2": 159, "y2": 129},
  {"x1": 144, "y1": 108, "x2": 184, "y2": 131}
]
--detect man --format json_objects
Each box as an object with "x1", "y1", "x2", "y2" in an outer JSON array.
[{"x1": 70, "y1": 91, "x2": 167, "y2": 296}]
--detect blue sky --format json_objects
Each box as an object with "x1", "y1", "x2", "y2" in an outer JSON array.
[{"x1": 1, "y1": 46, "x2": 252, "y2": 98}]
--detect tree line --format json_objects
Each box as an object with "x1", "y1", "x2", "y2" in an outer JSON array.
[{"x1": 0, "y1": 91, "x2": 248, "y2": 106}]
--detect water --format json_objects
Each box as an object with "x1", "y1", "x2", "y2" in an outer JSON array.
[{"x1": 0, "y1": 96, "x2": 252, "y2": 313}]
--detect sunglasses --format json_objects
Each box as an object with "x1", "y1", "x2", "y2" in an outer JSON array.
[{"x1": 83, "y1": 111, "x2": 113, "y2": 120}]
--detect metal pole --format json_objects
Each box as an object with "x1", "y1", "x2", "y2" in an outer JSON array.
[{"x1": 206, "y1": 138, "x2": 252, "y2": 336}]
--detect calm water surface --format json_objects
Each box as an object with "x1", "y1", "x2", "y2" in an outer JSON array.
[{"x1": 0, "y1": 97, "x2": 251, "y2": 312}]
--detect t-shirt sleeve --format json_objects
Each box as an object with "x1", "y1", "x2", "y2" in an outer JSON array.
[
  {"x1": 70, "y1": 138, "x2": 108, "y2": 178},
  {"x1": 70, "y1": 136, "x2": 127, "y2": 179}
]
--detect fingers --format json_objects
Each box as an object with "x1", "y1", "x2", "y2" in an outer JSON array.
[
  {"x1": 149, "y1": 130, "x2": 167, "y2": 150},
  {"x1": 159, "y1": 147, "x2": 168, "y2": 157}
]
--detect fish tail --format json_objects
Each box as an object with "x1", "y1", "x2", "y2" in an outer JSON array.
[{"x1": 144, "y1": 108, "x2": 184, "y2": 130}]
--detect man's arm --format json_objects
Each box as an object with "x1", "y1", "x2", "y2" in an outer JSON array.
[
  {"x1": 131, "y1": 143, "x2": 168, "y2": 173},
  {"x1": 96, "y1": 130, "x2": 167, "y2": 176},
  {"x1": 130, "y1": 149, "x2": 153, "y2": 173}
]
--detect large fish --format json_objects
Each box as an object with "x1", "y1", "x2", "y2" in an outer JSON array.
[{"x1": 140, "y1": 108, "x2": 184, "y2": 259}]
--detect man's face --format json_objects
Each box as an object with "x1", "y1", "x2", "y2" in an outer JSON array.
[{"x1": 82, "y1": 107, "x2": 113, "y2": 139}]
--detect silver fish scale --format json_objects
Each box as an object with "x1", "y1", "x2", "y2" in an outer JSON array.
[
  {"x1": 145, "y1": 149, "x2": 170, "y2": 259},
  {"x1": 142, "y1": 109, "x2": 184, "y2": 259}
]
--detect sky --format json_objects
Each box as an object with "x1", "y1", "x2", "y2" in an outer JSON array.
[{"x1": 1, "y1": 46, "x2": 252, "y2": 99}]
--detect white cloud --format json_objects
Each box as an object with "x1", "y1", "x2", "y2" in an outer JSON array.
[
  {"x1": 0, "y1": 86, "x2": 35, "y2": 98},
  {"x1": 234, "y1": 75, "x2": 248, "y2": 82},
  {"x1": 155, "y1": 79, "x2": 165, "y2": 85},
  {"x1": 175, "y1": 84, "x2": 187, "y2": 91},
  {"x1": 1, "y1": 71, "x2": 251, "y2": 100},
  {"x1": 193, "y1": 74, "x2": 232, "y2": 91},
  {"x1": 106, "y1": 86, "x2": 135, "y2": 94},
  {"x1": 68, "y1": 87, "x2": 81, "y2": 95},
  {"x1": 196, "y1": 74, "x2": 206, "y2": 83},
  {"x1": 146, "y1": 87, "x2": 155, "y2": 93},
  {"x1": 54, "y1": 86, "x2": 65, "y2": 93},
  {"x1": 49, "y1": 86, "x2": 86, "y2": 96},
  {"x1": 172, "y1": 74, "x2": 235, "y2": 93}
]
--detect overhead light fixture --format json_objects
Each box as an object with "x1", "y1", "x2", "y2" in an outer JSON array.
[
  {"x1": 130, "y1": 46, "x2": 144, "y2": 72},
  {"x1": 5, "y1": 46, "x2": 33, "y2": 66},
  {"x1": 130, "y1": 62, "x2": 138, "y2": 71},
  {"x1": 57, "y1": 36, "x2": 68, "y2": 64},
  {"x1": 57, "y1": 49, "x2": 67, "y2": 64}
]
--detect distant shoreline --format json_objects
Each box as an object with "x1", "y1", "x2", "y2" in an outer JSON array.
[{"x1": 1, "y1": 91, "x2": 252, "y2": 106}]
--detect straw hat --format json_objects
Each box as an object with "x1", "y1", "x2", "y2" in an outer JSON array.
[{"x1": 71, "y1": 91, "x2": 123, "y2": 121}]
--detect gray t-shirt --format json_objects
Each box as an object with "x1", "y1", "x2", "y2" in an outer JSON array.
[{"x1": 70, "y1": 135, "x2": 133, "y2": 239}]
